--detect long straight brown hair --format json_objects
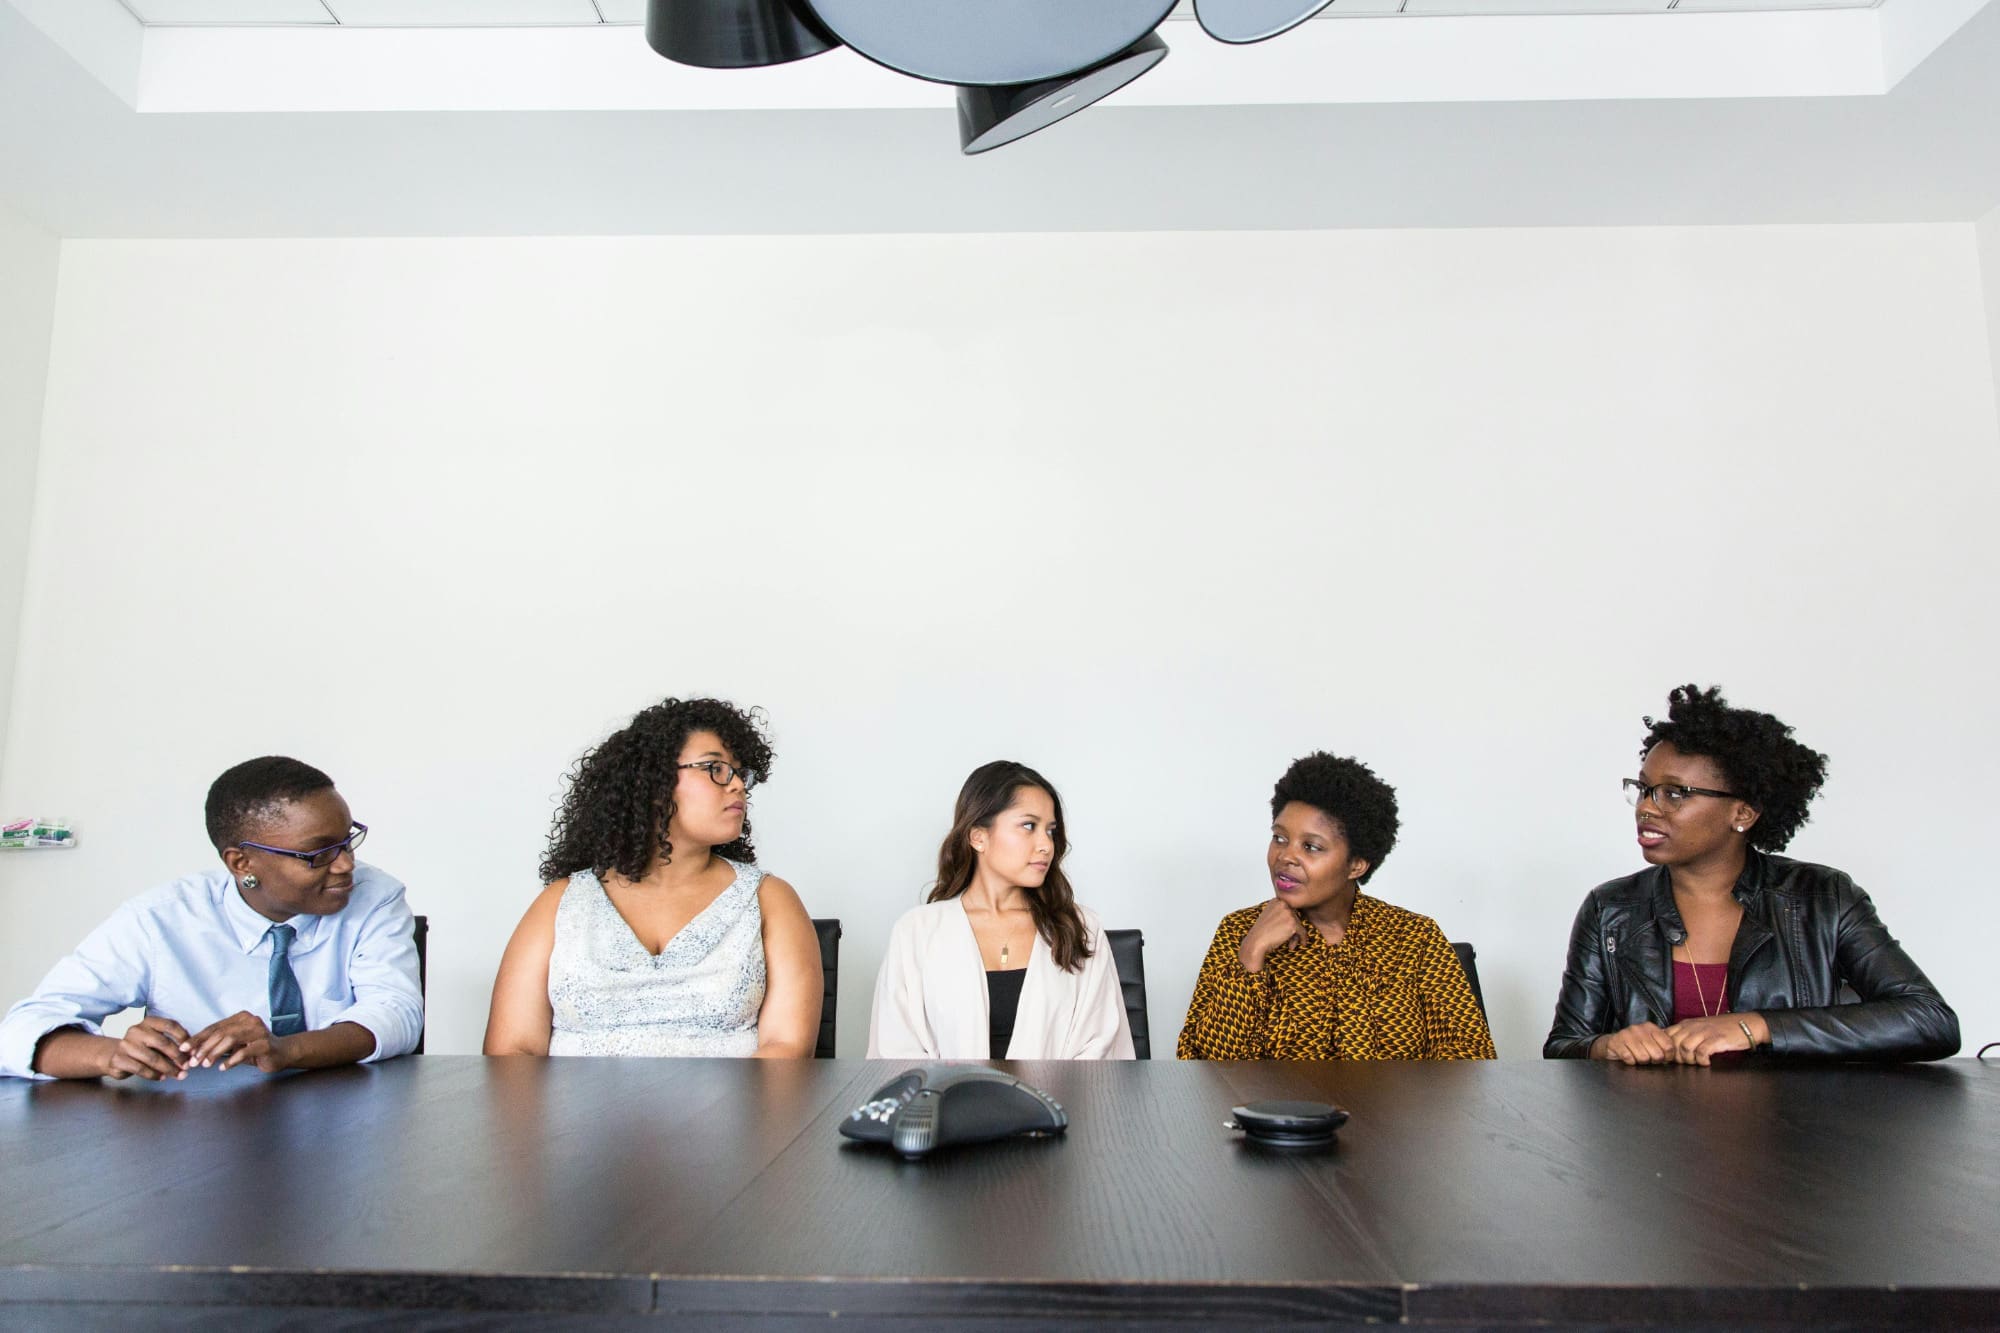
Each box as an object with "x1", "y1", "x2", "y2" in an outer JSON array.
[{"x1": 929, "y1": 760, "x2": 1093, "y2": 973}]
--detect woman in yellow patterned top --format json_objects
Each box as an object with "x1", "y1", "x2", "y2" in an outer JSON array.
[{"x1": 1178, "y1": 752, "x2": 1494, "y2": 1061}]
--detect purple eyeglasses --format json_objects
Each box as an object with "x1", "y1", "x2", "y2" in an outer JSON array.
[{"x1": 238, "y1": 823, "x2": 368, "y2": 870}]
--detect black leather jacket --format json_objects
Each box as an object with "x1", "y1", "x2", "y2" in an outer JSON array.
[{"x1": 1544, "y1": 851, "x2": 1959, "y2": 1061}]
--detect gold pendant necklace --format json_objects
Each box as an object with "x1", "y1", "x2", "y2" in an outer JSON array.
[{"x1": 1677, "y1": 942, "x2": 1727, "y2": 1018}]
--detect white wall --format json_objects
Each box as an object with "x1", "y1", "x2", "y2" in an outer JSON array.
[
  {"x1": 0, "y1": 202, "x2": 59, "y2": 770},
  {"x1": 1978, "y1": 204, "x2": 2000, "y2": 424},
  {"x1": 2, "y1": 225, "x2": 1995, "y2": 1063}
]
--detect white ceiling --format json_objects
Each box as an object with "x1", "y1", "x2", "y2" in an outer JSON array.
[
  {"x1": 112, "y1": 0, "x2": 1882, "y2": 23},
  {"x1": 40, "y1": 0, "x2": 1965, "y2": 116},
  {"x1": 4, "y1": 0, "x2": 2000, "y2": 238},
  {"x1": 125, "y1": 15, "x2": 1908, "y2": 115}
]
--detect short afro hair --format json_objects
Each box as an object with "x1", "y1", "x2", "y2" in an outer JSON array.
[
  {"x1": 541, "y1": 697, "x2": 774, "y2": 883},
  {"x1": 205, "y1": 756, "x2": 335, "y2": 853},
  {"x1": 1270, "y1": 752, "x2": 1399, "y2": 885},
  {"x1": 1641, "y1": 684, "x2": 1828, "y2": 853}
]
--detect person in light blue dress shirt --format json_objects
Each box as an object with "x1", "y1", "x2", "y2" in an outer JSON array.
[{"x1": 0, "y1": 756, "x2": 424, "y2": 1081}]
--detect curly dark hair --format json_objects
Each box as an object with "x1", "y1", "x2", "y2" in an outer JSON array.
[
  {"x1": 1640, "y1": 684, "x2": 1828, "y2": 853},
  {"x1": 1270, "y1": 752, "x2": 1399, "y2": 885},
  {"x1": 539, "y1": 697, "x2": 774, "y2": 884}
]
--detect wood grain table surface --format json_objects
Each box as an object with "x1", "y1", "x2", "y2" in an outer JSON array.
[{"x1": 1, "y1": 1056, "x2": 1994, "y2": 1328}]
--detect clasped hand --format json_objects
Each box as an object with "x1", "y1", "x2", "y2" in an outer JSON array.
[
  {"x1": 101, "y1": 1012, "x2": 296, "y2": 1080},
  {"x1": 1595, "y1": 1014, "x2": 1766, "y2": 1066},
  {"x1": 1238, "y1": 898, "x2": 1310, "y2": 973}
]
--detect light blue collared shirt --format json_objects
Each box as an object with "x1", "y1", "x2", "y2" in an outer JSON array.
[{"x1": 0, "y1": 862, "x2": 423, "y2": 1080}]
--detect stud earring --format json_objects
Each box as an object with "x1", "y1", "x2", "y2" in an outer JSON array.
[
  {"x1": 242, "y1": 875, "x2": 260, "y2": 891},
  {"x1": 1732, "y1": 826, "x2": 1745, "y2": 834}
]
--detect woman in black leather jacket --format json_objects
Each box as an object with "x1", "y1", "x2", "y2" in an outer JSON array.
[{"x1": 1545, "y1": 685, "x2": 1958, "y2": 1064}]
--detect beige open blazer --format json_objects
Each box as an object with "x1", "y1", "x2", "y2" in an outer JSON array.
[{"x1": 866, "y1": 897, "x2": 1135, "y2": 1060}]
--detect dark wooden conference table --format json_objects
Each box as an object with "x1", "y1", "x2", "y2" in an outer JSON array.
[{"x1": 1, "y1": 1056, "x2": 1995, "y2": 1329}]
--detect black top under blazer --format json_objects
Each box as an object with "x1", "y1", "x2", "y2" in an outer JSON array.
[{"x1": 1544, "y1": 850, "x2": 1959, "y2": 1062}]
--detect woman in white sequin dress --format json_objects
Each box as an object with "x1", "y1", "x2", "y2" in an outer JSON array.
[{"x1": 483, "y1": 698, "x2": 822, "y2": 1058}]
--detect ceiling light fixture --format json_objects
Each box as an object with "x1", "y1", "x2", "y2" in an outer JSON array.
[
  {"x1": 799, "y1": 0, "x2": 1175, "y2": 86},
  {"x1": 957, "y1": 33, "x2": 1170, "y2": 156},
  {"x1": 645, "y1": 0, "x2": 839, "y2": 70},
  {"x1": 1193, "y1": 0, "x2": 1339, "y2": 45},
  {"x1": 643, "y1": 0, "x2": 1351, "y2": 154}
]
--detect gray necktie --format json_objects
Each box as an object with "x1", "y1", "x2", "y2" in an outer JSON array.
[{"x1": 267, "y1": 924, "x2": 305, "y2": 1038}]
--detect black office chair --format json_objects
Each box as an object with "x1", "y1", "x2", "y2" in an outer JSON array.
[
  {"x1": 411, "y1": 914, "x2": 429, "y2": 1055},
  {"x1": 812, "y1": 919, "x2": 841, "y2": 1059},
  {"x1": 1451, "y1": 941, "x2": 1486, "y2": 1023},
  {"x1": 1105, "y1": 929, "x2": 1151, "y2": 1059}
]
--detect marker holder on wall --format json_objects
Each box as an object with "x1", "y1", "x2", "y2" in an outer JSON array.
[{"x1": 1, "y1": 818, "x2": 74, "y2": 850}]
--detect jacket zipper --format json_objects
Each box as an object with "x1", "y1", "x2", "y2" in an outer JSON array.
[{"x1": 1607, "y1": 931, "x2": 1668, "y2": 1026}]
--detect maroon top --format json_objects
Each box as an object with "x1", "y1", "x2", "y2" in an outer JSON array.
[{"x1": 1672, "y1": 960, "x2": 1732, "y2": 1023}]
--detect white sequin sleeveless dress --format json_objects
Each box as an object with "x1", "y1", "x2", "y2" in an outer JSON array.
[{"x1": 547, "y1": 860, "x2": 766, "y2": 1057}]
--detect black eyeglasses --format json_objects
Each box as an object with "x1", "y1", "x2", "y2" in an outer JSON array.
[
  {"x1": 678, "y1": 761, "x2": 761, "y2": 792},
  {"x1": 238, "y1": 823, "x2": 369, "y2": 869},
  {"x1": 1623, "y1": 780, "x2": 1739, "y2": 811}
]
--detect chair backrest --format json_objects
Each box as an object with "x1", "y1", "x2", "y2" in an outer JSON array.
[
  {"x1": 1451, "y1": 940, "x2": 1486, "y2": 1023},
  {"x1": 812, "y1": 918, "x2": 841, "y2": 1059},
  {"x1": 411, "y1": 914, "x2": 429, "y2": 1056},
  {"x1": 1104, "y1": 929, "x2": 1151, "y2": 1060}
]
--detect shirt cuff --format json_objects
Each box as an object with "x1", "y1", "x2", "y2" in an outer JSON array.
[
  {"x1": 1215, "y1": 962, "x2": 1277, "y2": 1022},
  {"x1": 1226, "y1": 960, "x2": 1277, "y2": 994},
  {"x1": 0, "y1": 1015, "x2": 103, "y2": 1081},
  {"x1": 319, "y1": 1003, "x2": 416, "y2": 1063}
]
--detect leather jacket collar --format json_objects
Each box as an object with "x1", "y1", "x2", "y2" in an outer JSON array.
[{"x1": 1635, "y1": 853, "x2": 1777, "y2": 1012}]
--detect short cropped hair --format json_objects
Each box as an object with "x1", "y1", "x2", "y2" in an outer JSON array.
[
  {"x1": 205, "y1": 756, "x2": 335, "y2": 852},
  {"x1": 1271, "y1": 752, "x2": 1400, "y2": 885}
]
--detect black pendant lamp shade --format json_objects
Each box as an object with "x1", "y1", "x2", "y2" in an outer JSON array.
[
  {"x1": 957, "y1": 32, "x2": 1168, "y2": 156},
  {"x1": 803, "y1": 0, "x2": 1175, "y2": 86},
  {"x1": 646, "y1": 0, "x2": 839, "y2": 69},
  {"x1": 1193, "y1": 0, "x2": 1336, "y2": 44}
]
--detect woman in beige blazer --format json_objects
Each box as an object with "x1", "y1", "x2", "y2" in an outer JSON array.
[{"x1": 867, "y1": 761, "x2": 1133, "y2": 1061}]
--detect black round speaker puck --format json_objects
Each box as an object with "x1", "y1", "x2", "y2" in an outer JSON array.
[{"x1": 1229, "y1": 1099, "x2": 1349, "y2": 1150}]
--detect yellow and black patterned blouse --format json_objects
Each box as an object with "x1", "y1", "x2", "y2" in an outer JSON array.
[{"x1": 1177, "y1": 894, "x2": 1495, "y2": 1061}]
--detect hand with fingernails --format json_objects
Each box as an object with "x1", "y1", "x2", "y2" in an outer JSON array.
[
  {"x1": 183, "y1": 1010, "x2": 297, "y2": 1073},
  {"x1": 1665, "y1": 1012, "x2": 1770, "y2": 1065},
  {"x1": 100, "y1": 1015, "x2": 195, "y2": 1081},
  {"x1": 1238, "y1": 898, "x2": 1309, "y2": 974}
]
